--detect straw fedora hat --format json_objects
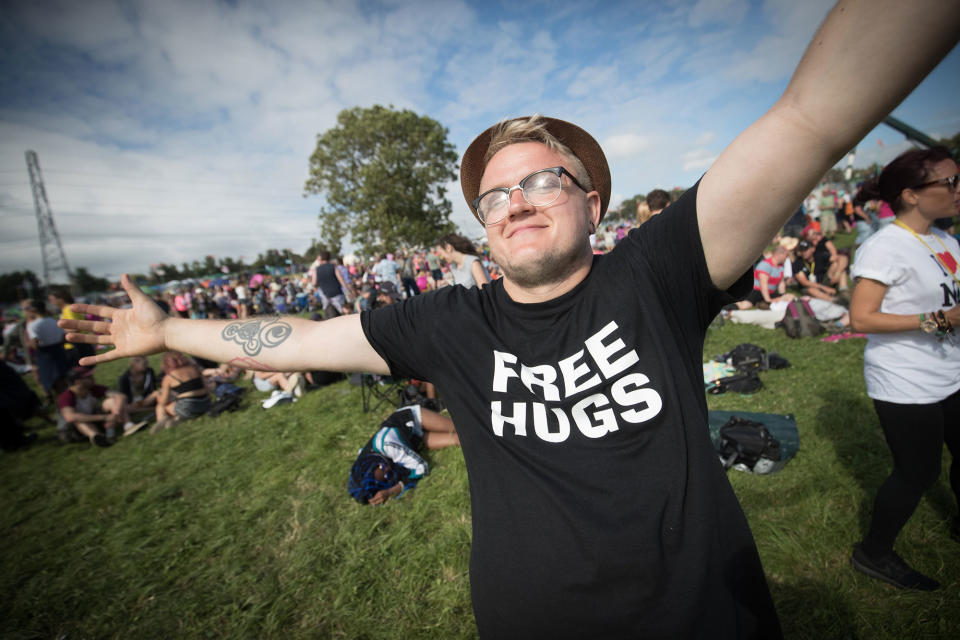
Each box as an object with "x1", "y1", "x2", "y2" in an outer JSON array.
[{"x1": 460, "y1": 116, "x2": 611, "y2": 225}]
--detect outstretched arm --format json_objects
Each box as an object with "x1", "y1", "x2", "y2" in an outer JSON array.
[
  {"x1": 699, "y1": 0, "x2": 960, "y2": 288},
  {"x1": 59, "y1": 274, "x2": 390, "y2": 374}
]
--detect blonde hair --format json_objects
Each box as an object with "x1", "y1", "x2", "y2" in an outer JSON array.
[
  {"x1": 483, "y1": 115, "x2": 593, "y2": 191},
  {"x1": 636, "y1": 200, "x2": 652, "y2": 225}
]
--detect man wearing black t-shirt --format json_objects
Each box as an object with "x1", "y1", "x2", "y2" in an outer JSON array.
[{"x1": 60, "y1": 3, "x2": 959, "y2": 637}]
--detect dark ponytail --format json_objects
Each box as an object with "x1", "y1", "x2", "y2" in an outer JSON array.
[{"x1": 437, "y1": 233, "x2": 479, "y2": 256}]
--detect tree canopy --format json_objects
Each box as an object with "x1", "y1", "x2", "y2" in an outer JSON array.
[{"x1": 304, "y1": 105, "x2": 458, "y2": 255}]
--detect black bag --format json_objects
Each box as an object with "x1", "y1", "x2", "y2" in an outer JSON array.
[
  {"x1": 207, "y1": 393, "x2": 243, "y2": 418},
  {"x1": 782, "y1": 299, "x2": 823, "y2": 338},
  {"x1": 719, "y1": 343, "x2": 768, "y2": 371},
  {"x1": 706, "y1": 370, "x2": 764, "y2": 395},
  {"x1": 717, "y1": 417, "x2": 782, "y2": 473}
]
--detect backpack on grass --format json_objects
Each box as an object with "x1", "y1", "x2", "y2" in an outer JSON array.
[
  {"x1": 717, "y1": 417, "x2": 782, "y2": 474},
  {"x1": 207, "y1": 393, "x2": 244, "y2": 418},
  {"x1": 719, "y1": 343, "x2": 768, "y2": 371},
  {"x1": 706, "y1": 370, "x2": 764, "y2": 395},
  {"x1": 782, "y1": 299, "x2": 823, "y2": 338}
]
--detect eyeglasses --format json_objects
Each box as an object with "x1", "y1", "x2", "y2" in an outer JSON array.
[
  {"x1": 911, "y1": 172, "x2": 960, "y2": 191},
  {"x1": 472, "y1": 166, "x2": 588, "y2": 225}
]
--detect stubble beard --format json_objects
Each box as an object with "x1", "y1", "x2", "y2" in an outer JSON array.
[{"x1": 492, "y1": 240, "x2": 589, "y2": 290}]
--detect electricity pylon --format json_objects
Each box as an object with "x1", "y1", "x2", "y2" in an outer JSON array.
[{"x1": 25, "y1": 150, "x2": 73, "y2": 286}]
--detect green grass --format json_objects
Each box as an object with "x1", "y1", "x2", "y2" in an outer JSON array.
[{"x1": 3, "y1": 316, "x2": 958, "y2": 639}]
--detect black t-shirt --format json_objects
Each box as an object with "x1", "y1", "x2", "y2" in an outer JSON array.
[
  {"x1": 361, "y1": 184, "x2": 780, "y2": 639},
  {"x1": 792, "y1": 257, "x2": 814, "y2": 281},
  {"x1": 315, "y1": 263, "x2": 342, "y2": 298}
]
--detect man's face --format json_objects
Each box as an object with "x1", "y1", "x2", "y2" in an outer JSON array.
[
  {"x1": 72, "y1": 377, "x2": 94, "y2": 396},
  {"x1": 480, "y1": 142, "x2": 600, "y2": 289}
]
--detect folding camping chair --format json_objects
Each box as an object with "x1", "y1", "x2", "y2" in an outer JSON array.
[{"x1": 349, "y1": 373, "x2": 406, "y2": 413}]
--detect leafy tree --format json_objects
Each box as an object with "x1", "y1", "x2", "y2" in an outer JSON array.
[
  {"x1": 938, "y1": 130, "x2": 960, "y2": 152},
  {"x1": 304, "y1": 105, "x2": 458, "y2": 255},
  {"x1": 0, "y1": 270, "x2": 41, "y2": 304},
  {"x1": 73, "y1": 267, "x2": 110, "y2": 294}
]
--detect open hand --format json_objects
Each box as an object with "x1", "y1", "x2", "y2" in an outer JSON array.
[{"x1": 57, "y1": 274, "x2": 169, "y2": 366}]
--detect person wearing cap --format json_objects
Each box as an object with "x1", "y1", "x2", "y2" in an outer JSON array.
[
  {"x1": 60, "y1": 3, "x2": 958, "y2": 637},
  {"x1": 793, "y1": 240, "x2": 842, "y2": 302},
  {"x1": 374, "y1": 281, "x2": 402, "y2": 307}
]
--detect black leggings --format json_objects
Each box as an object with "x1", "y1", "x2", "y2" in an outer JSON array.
[{"x1": 861, "y1": 387, "x2": 960, "y2": 554}]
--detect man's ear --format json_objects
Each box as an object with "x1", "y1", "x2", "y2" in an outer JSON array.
[{"x1": 586, "y1": 191, "x2": 602, "y2": 234}]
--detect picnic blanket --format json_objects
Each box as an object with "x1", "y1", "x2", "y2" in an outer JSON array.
[{"x1": 708, "y1": 410, "x2": 800, "y2": 475}]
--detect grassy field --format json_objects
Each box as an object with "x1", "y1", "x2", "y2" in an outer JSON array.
[{"x1": 2, "y1": 320, "x2": 957, "y2": 639}]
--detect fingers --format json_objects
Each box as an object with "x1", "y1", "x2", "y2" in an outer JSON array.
[
  {"x1": 59, "y1": 319, "x2": 114, "y2": 334},
  {"x1": 68, "y1": 303, "x2": 116, "y2": 319},
  {"x1": 65, "y1": 332, "x2": 116, "y2": 345},
  {"x1": 78, "y1": 349, "x2": 123, "y2": 366}
]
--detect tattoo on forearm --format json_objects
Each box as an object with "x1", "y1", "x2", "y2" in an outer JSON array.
[{"x1": 221, "y1": 318, "x2": 293, "y2": 356}]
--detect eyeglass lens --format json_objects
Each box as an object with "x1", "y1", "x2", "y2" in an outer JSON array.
[{"x1": 478, "y1": 170, "x2": 562, "y2": 223}]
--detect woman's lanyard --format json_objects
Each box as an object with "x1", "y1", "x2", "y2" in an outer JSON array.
[{"x1": 893, "y1": 219, "x2": 960, "y2": 290}]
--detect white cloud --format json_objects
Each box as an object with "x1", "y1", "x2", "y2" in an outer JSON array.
[
  {"x1": 567, "y1": 65, "x2": 619, "y2": 98},
  {"x1": 687, "y1": 0, "x2": 750, "y2": 28},
  {"x1": 695, "y1": 131, "x2": 716, "y2": 145},
  {"x1": 604, "y1": 132, "x2": 651, "y2": 158},
  {"x1": 682, "y1": 148, "x2": 718, "y2": 171}
]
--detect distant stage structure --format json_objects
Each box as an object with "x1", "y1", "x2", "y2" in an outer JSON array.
[{"x1": 25, "y1": 150, "x2": 73, "y2": 286}]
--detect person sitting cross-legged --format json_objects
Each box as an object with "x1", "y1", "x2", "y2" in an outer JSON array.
[{"x1": 57, "y1": 367, "x2": 139, "y2": 446}]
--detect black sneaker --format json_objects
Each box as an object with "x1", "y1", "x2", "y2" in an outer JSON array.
[
  {"x1": 851, "y1": 545, "x2": 940, "y2": 591},
  {"x1": 92, "y1": 434, "x2": 113, "y2": 448}
]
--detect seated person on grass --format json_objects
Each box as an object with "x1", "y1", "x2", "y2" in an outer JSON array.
[
  {"x1": 154, "y1": 352, "x2": 211, "y2": 430},
  {"x1": 246, "y1": 369, "x2": 306, "y2": 399},
  {"x1": 117, "y1": 355, "x2": 158, "y2": 413},
  {"x1": 736, "y1": 246, "x2": 796, "y2": 310},
  {"x1": 349, "y1": 405, "x2": 459, "y2": 506},
  {"x1": 802, "y1": 228, "x2": 850, "y2": 292},
  {"x1": 792, "y1": 240, "x2": 844, "y2": 302},
  {"x1": 57, "y1": 367, "x2": 141, "y2": 446}
]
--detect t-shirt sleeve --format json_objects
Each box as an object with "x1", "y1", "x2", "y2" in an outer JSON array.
[
  {"x1": 618, "y1": 180, "x2": 751, "y2": 329},
  {"x1": 851, "y1": 234, "x2": 906, "y2": 286},
  {"x1": 57, "y1": 390, "x2": 75, "y2": 410},
  {"x1": 360, "y1": 288, "x2": 463, "y2": 381}
]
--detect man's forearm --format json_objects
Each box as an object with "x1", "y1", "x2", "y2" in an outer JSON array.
[{"x1": 161, "y1": 314, "x2": 389, "y2": 374}]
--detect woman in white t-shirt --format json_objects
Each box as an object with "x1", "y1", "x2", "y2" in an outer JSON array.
[
  {"x1": 849, "y1": 146, "x2": 960, "y2": 591},
  {"x1": 435, "y1": 233, "x2": 489, "y2": 289}
]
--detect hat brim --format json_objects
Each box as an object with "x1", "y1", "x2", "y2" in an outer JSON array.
[{"x1": 460, "y1": 116, "x2": 611, "y2": 225}]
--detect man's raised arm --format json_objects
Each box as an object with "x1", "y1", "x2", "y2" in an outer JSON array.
[
  {"x1": 59, "y1": 275, "x2": 390, "y2": 374},
  {"x1": 698, "y1": 0, "x2": 959, "y2": 289}
]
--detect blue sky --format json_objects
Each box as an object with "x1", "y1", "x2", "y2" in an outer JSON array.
[{"x1": 1, "y1": 0, "x2": 957, "y2": 279}]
